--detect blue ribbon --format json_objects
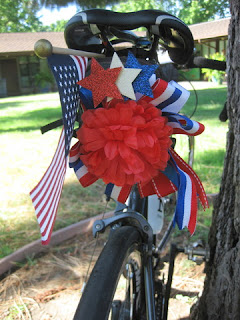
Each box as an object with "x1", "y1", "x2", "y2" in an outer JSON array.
[
  {"x1": 79, "y1": 87, "x2": 95, "y2": 109},
  {"x1": 163, "y1": 112, "x2": 194, "y2": 130}
]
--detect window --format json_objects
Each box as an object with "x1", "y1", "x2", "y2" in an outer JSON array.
[
  {"x1": 219, "y1": 39, "x2": 227, "y2": 55},
  {"x1": 209, "y1": 41, "x2": 216, "y2": 55},
  {"x1": 202, "y1": 43, "x2": 209, "y2": 57},
  {"x1": 18, "y1": 55, "x2": 40, "y2": 88}
]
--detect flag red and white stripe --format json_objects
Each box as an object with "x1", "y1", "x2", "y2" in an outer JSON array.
[
  {"x1": 30, "y1": 54, "x2": 88, "y2": 244},
  {"x1": 30, "y1": 129, "x2": 66, "y2": 244}
]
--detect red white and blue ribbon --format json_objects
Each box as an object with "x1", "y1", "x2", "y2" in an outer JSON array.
[
  {"x1": 69, "y1": 141, "x2": 98, "y2": 187},
  {"x1": 105, "y1": 183, "x2": 132, "y2": 203},
  {"x1": 70, "y1": 143, "x2": 133, "y2": 203},
  {"x1": 69, "y1": 68, "x2": 208, "y2": 235},
  {"x1": 164, "y1": 113, "x2": 205, "y2": 136},
  {"x1": 135, "y1": 148, "x2": 208, "y2": 234},
  {"x1": 169, "y1": 148, "x2": 208, "y2": 210},
  {"x1": 139, "y1": 78, "x2": 190, "y2": 113},
  {"x1": 167, "y1": 150, "x2": 198, "y2": 234},
  {"x1": 139, "y1": 78, "x2": 204, "y2": 136},
  {"x1": 31, "y1": 51, "x2": 209, "y2": 246}
]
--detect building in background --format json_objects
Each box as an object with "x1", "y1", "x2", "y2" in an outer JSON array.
[
  {"x1": 181, "y1": 18, "x2": 229, "y2": 81},
  {"x1": 0, "y1": 32, "x2": 65, "y2": 97},
  {"x1": 0, "y1": 18, "x2": 230, "y2": 97}
]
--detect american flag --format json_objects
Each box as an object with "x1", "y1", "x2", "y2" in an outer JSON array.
[{"x1": 30, "y1": 54, "x2": 88, "y2": 245}]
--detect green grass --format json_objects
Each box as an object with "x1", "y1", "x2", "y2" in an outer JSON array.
[
  {"x1": 0, "y1": 93, "x2": 62, "y2": 133},
  {"x1": 0, "y1": 84, "x2": 228, "y2": 258},
  {"x1": 0, "y1": 93, "x2": 113, "y2": 258}
]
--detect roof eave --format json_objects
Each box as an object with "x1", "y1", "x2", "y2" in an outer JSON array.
[{"x1": 0, "y1": 51, "x2": 35, "y2": 57}]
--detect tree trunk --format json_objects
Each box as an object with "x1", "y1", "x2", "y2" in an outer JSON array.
[{"x1": 191, "y1": 1, "x2": 240, "y2": 319}]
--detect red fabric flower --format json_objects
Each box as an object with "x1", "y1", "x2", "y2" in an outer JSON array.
[{"x1": 77, "y1": 99, "x2": 173, "y2": 186}]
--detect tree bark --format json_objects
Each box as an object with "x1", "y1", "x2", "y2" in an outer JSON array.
[{"x1": 191, "y1": 1, "x2": 240, "y2": 319}]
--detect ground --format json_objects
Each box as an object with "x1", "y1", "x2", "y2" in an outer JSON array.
[{"x1": 0, "y1": 231, "x2": 206, "y2": 320}]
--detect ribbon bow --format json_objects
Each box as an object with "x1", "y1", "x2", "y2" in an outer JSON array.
[
  {"x1": 30, "y1": 52, "x2": 209, "y2": 246},
  {"x1": 70, "y1": 76, "x2": 208, "y2": 235}
]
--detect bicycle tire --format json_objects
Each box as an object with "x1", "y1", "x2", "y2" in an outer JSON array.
[{"x1": 73, "y1": 226, "x2": 146, "y2": 320}]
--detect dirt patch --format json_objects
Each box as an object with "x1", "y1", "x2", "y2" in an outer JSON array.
[{"x1": 0, "y1": 232, "x2": 205, "y2": 320}]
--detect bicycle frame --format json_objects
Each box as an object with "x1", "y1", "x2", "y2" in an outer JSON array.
[
  {"x1": 92, "y1": 208, "x2": 157, "y2": 320},
  {"x1": 31, "y1": 8, "x2": 225, "y2": 320},
  {"x1": 92, "y1": 188, "x2": 176, "y2": 320}
]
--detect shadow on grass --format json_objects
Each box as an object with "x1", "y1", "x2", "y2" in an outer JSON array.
[
  {"x1": 0, "y1": 99, "x2": 56, "y2": 111},
  {"x1": 0, "y1": 180, "x2": 112, "y2": 258},
  {"x1": 0, "y1": 101, "x2": 34, "y2": 110},
  {"x1": 1, "y1": 87, "x2": 227, "y2": 133},
  {"x1": 0, "y1": 93, "x2": 59, "y2": 110},
  {"x1": 0, "y1": 108, "x2": 62, "y2": 133}
]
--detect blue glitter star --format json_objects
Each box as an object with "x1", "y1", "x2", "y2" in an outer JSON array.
[{"x1": 125, "y1": 52, "x2": 159, "y2": 97}]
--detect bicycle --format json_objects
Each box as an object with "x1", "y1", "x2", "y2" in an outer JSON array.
[{"x1": 33, "y1": 8, "x2": 226, "y2": 320}]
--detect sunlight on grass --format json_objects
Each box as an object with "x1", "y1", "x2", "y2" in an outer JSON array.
[
  {"x1": 0, "y1": 93, "x2": 62, "y2": 133},
  {"x1": 0, "y1": 85, "x2": 228, "y2": 257},
  {"x1": 175, "y1": 83, "x2": 228, "y2": 194}
]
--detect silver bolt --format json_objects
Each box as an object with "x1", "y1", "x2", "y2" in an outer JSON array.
[{"x1": 95, "y1": 224, "x2": 101, "y2": 230}]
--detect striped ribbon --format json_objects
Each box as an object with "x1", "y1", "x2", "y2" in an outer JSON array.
[
  {"x1": 164, "y1": 113, "x2": 205, "y2": 136},
  {"x1": 69, "y1": 144, "x2": 132, "y2": 203},
  {"x1": 140, "y1": 78, "x2": 205, "y2": 136},
  {"x1": 69, "y1": 141, "x2": 98, "y2": 187},
  {"x1": 139, "y1": 78, "x2": 190, "y2": 113},
  {"x1": 69, "y1": 77, "x2": 208, "y2": 235},
  {"x1": 135, "y1": 149, "x2": 208, "y2": 235},
  {"x1": 105, "y1": 183, "x2": 132, "y2": 203},
  {"x1": 165, "y1": 150, "x2": 206, "y2": 234}
]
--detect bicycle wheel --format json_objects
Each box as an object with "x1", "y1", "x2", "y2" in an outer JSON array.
[{"x1": 74, "y1": 226, "x2": 146, "y2": 320}]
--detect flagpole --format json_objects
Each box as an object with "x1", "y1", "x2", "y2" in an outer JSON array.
[{"x1": 34, "y1": 39, "x2": 105, "y2": 59}]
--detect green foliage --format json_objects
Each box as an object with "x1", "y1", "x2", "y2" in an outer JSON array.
[
  {"x1": 112, "y1": 0, "x2": 229, "y2": 24},
  {"x1": 112, "y1": 0, "x2": 180, "y2": 14},
  {"x1": 5, "y1": 304, "x2": 27, "y2": 319},
  {"x1": 176, "y1": 0, "x2": 229, "y2": 24},
  {"x1": 35, "y1": 68, "x2": 55, "y2": 89},
  {"x1": 202, "y1": 52, "x2": 226, "y2": 84},
  {"x1": 37, "y1": 0, "x2": 230, "y2": 23},
  {"x1": 0, "y1": 0, "x2": 67, "y2": 32},
  {"x1": 14, "y1": 255, "x2": 38, "y2": 267},
  {"x1": 0, "y1": 0, "x2": 70, "y2": 32},
  {"x1": 176, "y1": 294, "x2": 198, "y2": 304},
  {"x1": 0, "y1": 0, "x2": 43, "y2": 32},
  {"x1": 39, "y1": 0, "x2": 128, "y2": 9},
  {"x1": 43, "y1": 19, "x2": 68, "y2": 31},
  {"x1": 112, "y1": 0, "x2": 161, "y2": 12},
  {"x1": 0, "y1": 0, "x2": 230, "y2": 33}
]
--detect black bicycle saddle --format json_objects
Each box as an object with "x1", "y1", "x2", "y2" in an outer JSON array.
[{"x1": 64, "y1": 9, "x2": 194, "y2": 65}]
